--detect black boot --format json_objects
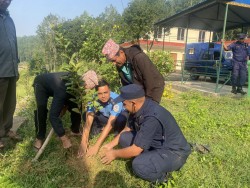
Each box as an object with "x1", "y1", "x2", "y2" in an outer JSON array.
[
  {"x1": 231, "y1": 86, "x2": 237, "y2": 94},
  {"x1": 237, "y1": 87, "x2": 246, "y2": 95}
]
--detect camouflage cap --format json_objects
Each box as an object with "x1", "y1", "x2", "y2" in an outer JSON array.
[
  {"x1": 102, "y1": 39, "x2": 120, "y2": 60},
  {"x1": 82, "y1": 70, "x2": 98, "y2": 89}
]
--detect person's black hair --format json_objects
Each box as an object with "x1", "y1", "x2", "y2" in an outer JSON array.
[{"x1": 95, "y1": 79, "x2": 109, "y2": 90}]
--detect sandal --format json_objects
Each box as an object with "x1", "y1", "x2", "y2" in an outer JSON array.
[
  {"x1": 7, "y1": 130, "x2": 23, "y2": 141},
  {"x1": 33, "y1": 139, "x2": 43, "y2": 150}
]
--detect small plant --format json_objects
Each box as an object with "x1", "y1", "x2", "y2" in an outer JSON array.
[
  {"x1": 54, "y1": 30, "x2": 101, "y2": 123},
  {"x1": 62, "y1": 53, "x2": 100, "y2": 124},
  {"x1": 162, "y1": 83, "x2": 174, "y2": 99}
]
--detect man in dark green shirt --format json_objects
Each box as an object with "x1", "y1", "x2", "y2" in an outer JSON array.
[{"x1": 102, "y1": 39, "x2": 165, "y2": 103}]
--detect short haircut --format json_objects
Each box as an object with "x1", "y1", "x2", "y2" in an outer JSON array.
[{"x1": 95, "y1": 79, "x2": 109, "y2": 90}]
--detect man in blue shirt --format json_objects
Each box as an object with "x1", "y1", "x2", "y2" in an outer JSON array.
[
  {"x1": 223, "y1": 33, "x2": 249, "y2": 94},
  {"x1": 78, "y1": 80, "x2": 127, "y2": 157},
  {"x1": 100, "y1": 84, "x2": 191, "y2": 183}
]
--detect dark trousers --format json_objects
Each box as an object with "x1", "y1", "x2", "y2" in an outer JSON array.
[
  {"x1": 34, "y1": 107, "x2": 81, "y2": 139},
  {"x1": 84, "y1": 111, "x2": 127, "y2": 136},
  {"x1": 119, "y1": 131, "x2": 189, "y2": 182},
  {"x1": 232, "y1": 61, "x2": 247, "y2": 87},
  {"x1": 34, "y1": 83, "x2": 81, "y2": 139},
  {"x1": 0, "y1": 77, "x2": 16, "y2": 138}
]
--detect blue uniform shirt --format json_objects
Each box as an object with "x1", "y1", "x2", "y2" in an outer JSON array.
[
  {"x1": 227, "y1": 41, "x2": 249, "y2": 62},
  {"x1": 87, "y1": 92, "x2": 123, "y2": 117},
  {"x1": 128, "y1": 98, "x2": 191, "y2": 155}
]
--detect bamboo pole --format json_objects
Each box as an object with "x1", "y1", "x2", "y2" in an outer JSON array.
[{"x1": 32, "y1": 128, "x2": 54, "y2": 162}]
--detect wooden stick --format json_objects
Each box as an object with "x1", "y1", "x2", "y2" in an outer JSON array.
[
  {"x1": 32, "y1": 106, "x2": 68, "y2": 162},
  {"x1": 32, "y1": 128, "x2": 54, "y2": 162}
]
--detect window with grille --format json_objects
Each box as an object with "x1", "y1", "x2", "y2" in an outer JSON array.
[
  {"x1": 177, "y1": 28, "x2": 185, "y2": 40},
  {"x1": 198, "y1": 31, "x2": 206, "y2": 42}
]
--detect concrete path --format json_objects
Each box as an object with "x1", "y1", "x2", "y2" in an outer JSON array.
[
  {"x1": 11, "y1": 116, "x2": 28, "y2": 132},
  {"x1": 166, "y1": 72, "x2": 248, "y2": 97}
]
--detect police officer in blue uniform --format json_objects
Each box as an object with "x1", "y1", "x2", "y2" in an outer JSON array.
[
  {"x1": 223, "y1": 33, "x2": 249, "y2": 94},
  {"x1": 100, "y1": 84, "x2": 191, "y2": 183},
  {"x1": 78, "y1": 80, "x2": 127, "y2": 157}
]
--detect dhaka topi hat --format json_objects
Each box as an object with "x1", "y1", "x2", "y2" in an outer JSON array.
[
  {"x1": 82, "y1": 70, "x2": 98, "y2": 89},
  {"x1": 102, "y1": 39, "x2": 120, "y2": 60},
  {"x1": 114, "y1": 84, "x2": 145, "y2": 104},
  {"x1": 237, "y1": 33, "x2": 247, "y2": 39}
]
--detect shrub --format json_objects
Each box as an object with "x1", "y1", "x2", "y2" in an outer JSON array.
[{"x1": 148, "y1": 50, "x2": 175, "y2": 77}]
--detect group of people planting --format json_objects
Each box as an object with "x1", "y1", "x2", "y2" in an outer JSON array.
[
  {"x1": 32, "y1": 39, "x2": 191, "y2": 183},
  {"x1": 1, "y1": 0, "x2": 248, "y2": 183},
  {"x1": 0, "y1": 0, "x2": 190, "y2": 182}
]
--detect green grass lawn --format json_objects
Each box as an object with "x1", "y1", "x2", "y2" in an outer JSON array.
[{"x1": 0, "y1": 70, "x2": 249, "y2": 188}]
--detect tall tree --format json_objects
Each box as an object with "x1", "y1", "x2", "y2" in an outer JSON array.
[
  {"x1": 36, "y1": 14, "x2": 63, "y2": 71},
  {"x1": 54, "y1": 11, "x2": 90, "y2": 59},
  {"x1": 79, "y1": 6, "x2": 124, "y2": 62},
  {"x1": 17, "y1": 36, "x2": 41, "y2": 62},
  {"x1": 97, "y1": 5, "x2": 125, "y2": 42},
  {"x1": 122, "y1": 0, "x2": 168, "y2": 41},
  {"x1": 165, "y1": 0, "x2": 203, "y2": 16}
]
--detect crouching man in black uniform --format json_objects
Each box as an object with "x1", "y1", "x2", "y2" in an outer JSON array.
[
  {"x1": 33, "y1": 71, "x2": 98, "y2": 149},
  {"x1": 100, "y1": 84, "x2": 191, "y2": 183}
]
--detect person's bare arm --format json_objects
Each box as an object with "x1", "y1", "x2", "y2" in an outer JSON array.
[
  {"x1": 77, "y1": 112, "x2": 94, "y2": 157},
  {"x1": 100, "y1": 126, "x2": 131, "y2": 152},
  {"x1": 100, "y1": 144, "x2": 143, "y2": 164},
  {"x1": 86, "y1": 115, "x2": 117, "y2": 157},
  {"x1": 221, "y1": 39, "x2": 228, "y2": 51}
]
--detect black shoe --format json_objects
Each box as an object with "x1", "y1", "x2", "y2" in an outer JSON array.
[
  {"x1": 237, "y1": 87, "x2": 246, "y2": 95},
  {"x1": 231, "y1": 86, "x2": 237, "y2": 94}
]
